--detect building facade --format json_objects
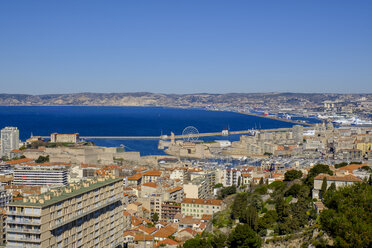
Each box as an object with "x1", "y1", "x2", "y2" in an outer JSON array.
[
  {"x1": 50, "y1": 133, "x2": 79, "y2": 143},
  {"x1": 6, "y1": 177, "x2": 124, "y2": 248},
  {"x1": 13, "y1": 165, "x2": 68, "y2": 186},
  {"x1": 181, "y1": 198, "x2": 222, "y2": 218},
  {"x1": 1, "y1": 127, "x2": 19, "y2": 158}
]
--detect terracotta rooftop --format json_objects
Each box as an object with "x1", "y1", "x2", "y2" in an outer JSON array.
[
  {"x1": 134, "y1": 234, "x2": 153, "y2": 241},
  {"x1": 7, "y1": 158, "x2": 33, "y2": 165},
  {"x1": 337, "y1": 163, "x2": 367, "y2": 172},
  {"x1": 155, "y1": 238, "x2": 179, "y2": 247},
  {"x1": 314, "y1": 174, "x2": 362, "y2": 182},
  {"x1": 128, "y1": 173, "x2": 142, "y2": 181},
  {"x1": 179, "y1": 227, "x2": 198, "y2": 236},
  {"x1": 143, "y1": 171, "x2": 162, "y2": 177},
  {"x1": 138, "y1": 225, "x2": 157, "y2": 234},
  {"x1": 143, "y1": 182, "x2": 158, "y2": 188},
  {"x1": 166, "y1": 186, "x2": 183, "y2": 194},
  {"x1": 153, "y1": 225, "x2": 177, "y2": 238}
]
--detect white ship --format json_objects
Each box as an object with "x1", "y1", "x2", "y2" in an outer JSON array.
[{"x1": 332, "y1": 117, "x2": 372, "y2": 125}]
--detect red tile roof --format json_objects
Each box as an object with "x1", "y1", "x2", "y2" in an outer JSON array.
[
  {"x1": 166, "y1": 186, "x2": 183, "y2": 193},
  {"x1": 143, "y1": 182, "x2": 158, "y2": 188},
  {"x1": 134, "y1": 234, "x2": 153, "y2": 241},
  {"x1": 7, "y1": 158, "x2": 33, "y2": 165},
  {"x1": 153, "y1": 225, "x2": 177, "y2": 238},
  {"x1": 314, "y1": 174, "x2": 362, "y2": 182},
  {"x1": 143, "y1": 171, "x2": 162, "y2": 177},
  {"x1": 128, "y1": 173, "x2": 142, "y2": 181},
  {"x1": 155, "y1": 238, "x2": 179, "y2": 246}
]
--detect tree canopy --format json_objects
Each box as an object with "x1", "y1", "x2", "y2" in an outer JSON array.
[
  {"x1": 284, "y1": 170, "x2": 303, "y2": 181},
  {"x1": 228, "y1": 224, "x2": 261, "y2": 248},
  {"x1": 320, "y1": 182, "x2": 372, "y2": 248}
]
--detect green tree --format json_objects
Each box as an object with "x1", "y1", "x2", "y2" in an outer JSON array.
[
  {"x1": 218, "y1": 185, "x2": 236, "y2": 200},
  {"x1": 328, "y1": 182, "x2": 336, "y2": 192},
  {"x1": 284, "y1": 184, "x2": 302, "y2": 197},
  {"x1": 183, "y1": 235, "x2": 210, "y2": 248},
  {"x1": 231, "y1": 193, "x2": 248, "y2": 219},
  {"x1": 241, "y1": 205, "x2": 258, "y2": 231},
  {"x1": 152, "y1": 212, "x2": 159, "y2": 223},
  {"x1": 213, "y1": 183, "x2": 223, "y2": 189},
  {"x1": 320, "y1": 182, "x2": 372, "y2": 248},
  {"x1": 334, "y1": 162, "x2": 348, "y2": 168},
  {"x1": 238, "y1": 176, "x2": 241, "y2": 187},
  {"x1": 258, "y1": 210, "x2": 278, "y2": 232},
  {"x1": 210, "y1": 233, "x2": 227, "y2": 248},
  {"x1": 228, "y1": 224, "x2": 261, "y2": 248},
  {"x1": 304, "y1": 164, "x2": 333, "y2": 187},
  {"x1": 259, "y1": 177, "x2": 264, "y2": 185},
  {"x1": 284, "y1": 170, "x2": 303, "y2": 181},
  {"x1": 35, "y1": 155, "x2": 49, "y2": 163}
]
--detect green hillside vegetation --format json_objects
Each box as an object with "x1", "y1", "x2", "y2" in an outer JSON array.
[{"x1": 183, "y1": 164, "x2": 372, "y2": 248}]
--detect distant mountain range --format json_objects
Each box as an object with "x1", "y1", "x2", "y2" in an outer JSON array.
[{"x1": 0, "y1": 92, "x2": 370, "y2": 107}]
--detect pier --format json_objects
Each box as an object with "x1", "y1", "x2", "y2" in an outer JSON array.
[{"x1": 40, "y1": 127, "x2": 301, "y2": 140}]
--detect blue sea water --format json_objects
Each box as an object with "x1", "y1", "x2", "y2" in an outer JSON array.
[{"x1": 0, "y1": 106, "x2": 297, "y2": 155}]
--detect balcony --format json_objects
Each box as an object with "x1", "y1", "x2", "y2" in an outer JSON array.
[
  {"x1": 7, "y1": 235, "x2": 40, "y2": 242},
  {"x1": 6, "y1": 227, "x2": 41, "y2": 234},
  {"x1": 7, "y1": 219, "x2": 41, "y2": 225},
  {"x1": 52, "y1": 197, "x2": 121, "y2": 230}
]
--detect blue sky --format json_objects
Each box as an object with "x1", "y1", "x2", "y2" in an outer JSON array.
[{"x1": 0, "y1": 0, "x2": 371, "y2": 94}]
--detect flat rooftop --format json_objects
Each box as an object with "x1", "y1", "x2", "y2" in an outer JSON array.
[{"x1": 9, "y1": 177, "x2": 122, "y2": 208}]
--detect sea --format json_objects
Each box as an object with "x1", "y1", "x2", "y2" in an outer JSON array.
[{"x1": 0, "y1": 106, "x2": 306, "y2": 155}]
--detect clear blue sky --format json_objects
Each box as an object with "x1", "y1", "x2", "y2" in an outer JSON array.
[{"x1": 0, "y1": 0, "x2": 371, "y2": 94}]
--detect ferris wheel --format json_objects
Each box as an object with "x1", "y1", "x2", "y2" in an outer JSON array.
[{"x1": 182, "y1": 126, "x2": 199, "y2": 142}]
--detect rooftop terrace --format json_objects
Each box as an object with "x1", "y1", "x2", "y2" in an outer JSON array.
[{"x1": 9, "y1": 177, "x2": 122, "y2": 208}]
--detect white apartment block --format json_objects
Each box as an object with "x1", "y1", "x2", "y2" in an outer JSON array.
[
  {"x1": 223, "y1": 169, "x2": 241, "y2": 187},
  {"x1": 13, "y1": 165, "x2": 68, "y2": 186},
  {"x1": 1, "y1": 127, "x2": 19, "y2": 158},
  {"x1": 6, "y1": 177, "x2": 124, "y2": 248}
]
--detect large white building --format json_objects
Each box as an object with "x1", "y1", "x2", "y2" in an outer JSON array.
[
  {"x1": 6, "y1": 177, "x2": 124, "y2": 248},
  {"x1": 13, "y1": 165, "x2": 68, "y2": 186},
  {"x1": 1, "y1": 127, "x2": 19, "y2": 158}
]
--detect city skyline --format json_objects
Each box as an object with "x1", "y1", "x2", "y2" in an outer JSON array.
[{"x1": 0, "y1": 0, "x2": 371, "y2": 94}]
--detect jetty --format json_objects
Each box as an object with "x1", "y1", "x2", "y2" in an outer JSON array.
[{"x1": 40, "y1": 127, "x2": 307, "y2": 140}]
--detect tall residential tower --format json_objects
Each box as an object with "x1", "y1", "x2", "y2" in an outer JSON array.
[{"x1": 1, "y1": 127, "x2": 20, "y2": 158}]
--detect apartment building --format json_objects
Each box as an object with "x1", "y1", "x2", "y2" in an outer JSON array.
[
  {"x1": 165, "y1": 186, "x2": 184, "y2": 202},
  {"x1": 0, "y1": 186, "x2": 12, "y2": 208},
  {"x1": 181, "y1": 198, "x2": 222, "y2": 218},
  {"x1": 13, "y1": 165, "x2": 68, "y2": 186},
  {"x1": 1, "y1": 127, "x2": 19, "y2": 158},
  {"x1": 161, "y1": 201, "x2": 181, "y2": 221},
  {"x1": 223, "y1": 169, "x2": 241, "y2": 187},
  {"x1": 142, "y1": 171, "x2": 162, "y2": 184},
  {"x1": 6, "y1": 177, "x2": 124, "y2": 248}
]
